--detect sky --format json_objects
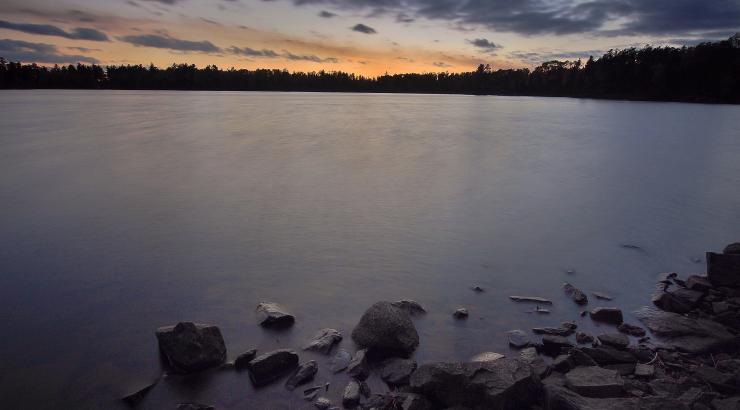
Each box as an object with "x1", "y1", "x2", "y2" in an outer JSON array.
[{"x1": 1, "y1": 0, "x2": 739, "y2": 76}]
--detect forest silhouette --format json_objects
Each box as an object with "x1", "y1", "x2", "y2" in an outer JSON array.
[{"x1": 2, "y1": 37, "x2": 739, "y2": 103}]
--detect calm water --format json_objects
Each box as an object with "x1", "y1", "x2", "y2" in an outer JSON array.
[{"x1": 1, "y1": 90, "x2": 740, "y2": 409}]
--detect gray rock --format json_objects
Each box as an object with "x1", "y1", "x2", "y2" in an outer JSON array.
[
  {"x1": 351, "y1": 302, "x2": 419, "y2": 357},
  {"x1": 533, "y1": 327, "x2": 575, "y2": 337},
  {"x1": 286, "y1": 360, "x2": 318, "y2": 391},
  {"x1": 410, "y1": 359, "x2": 542, "y2": 409},
  {"x1": 565, "y1": 366, "x2": 624, "y2": 398},
  {"x1": 342, "y1": 381, "x2": 361, "y2": 407},
  {"x1": 121, "y1": 380, "x2": 157, "y2": 407},
  {"x1": 453, "y1": 308, "x2": 469, "y2": 319},
  {"x1": 510, "y1": 295, "x2": 553, "y2": 304},
  {"x1": 507, "y1": 330, "x2": 531, "y2": 348},
  {"x1": 234, "y1": 349, "x2": 257, "y2": 371},
  {"x1": 545, "y1": 383, "x2": 689, "y2": 410},
  {"x1": 247, "y1": 349, "x2": 299, "y2": 386},
  {"x1": 617, "y1": 323, "x2": 646, "y2": 337},
  {"x1": 635, "y1": 307, "x2": 736, "y2": 353},
  {"x1": 589, "y1": 308, "x2": 623, "y2": 324},
  {"x1": 542, "y1": 335, "x2": 573, "y2": 356},
  {"x1": 347, "y1": 349, "x2": 369, "y2": 380},
  {"x1": 315, "y1": 397, "x2": 332, "y2": 409},
  {"x1": 693, "y1": 366, "x2": 738, "y2": 394},
  {"x1": 686, "y1": 275, "x2": 712, "y2": 292},
  {"x1": 391, "y1": 300, "x2": 427, "y2": 316},
  {"x1": 707, "y1": 252, "x2": 740, "y2": 287},
  {"x1": 715, "y1": 310, "x2": 740, "y2": 331},
  {"x1": 596, "y1": 333, "x2": 630, "y2": 350},
  {"x1": 593, "y1": 292, "x2": 613, "y2": 301},
  {"x1": 256, "y1": 302, "x2": 295, "y2": 328},
  {"x1": 652, "y1": 291, "x2": 693, "y2": 314},
  {"x1": 329, "y1": 349, "x2": 352, "y2": 373},
  {"x1": 552, "y1": 355, "x2": 573, "y2": 372},
  {"x1": 470, "y1": 352, "x2": 506, "y2": 363},
  {"x1": 581, "y1": 346, "x2": 636, "y2": 365},
  {"x1": 304, "y1": 328, "x2": 343, "y2": 354},
  {"x1": 575, "y1": 332, "x2": 594, "y2": 344},
  {"x1": 520, "y1": 347, "x2": 549, "y2": 378},
  {"x1": 155, "y1": 322, "x2": 227, "y2": 373},
  {"x1": 712, "y1": 397, "x2": 740, "y2": 410},
  {"x1": 564, "y1": 283, "x2": 589, "y2": 305},
  {"x1": 568, "y1": 349, "x2": 598, "y2": 367},
  {"x1": 633, "y1": 363, "x2": 654, "y2": 378},
  {"x1": 562, "y1": 321, "x2": 578, "y2": 331},
  {"x1": 380, "y1": 358, "x2": 418, "y2": 386},
  {"x1": 603, "y1": 363, "x2": 635, "y2": 376}
]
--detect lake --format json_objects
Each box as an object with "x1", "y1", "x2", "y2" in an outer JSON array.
[{"x1": 1, "y1": 90, "x2": 739, "y2": 409}]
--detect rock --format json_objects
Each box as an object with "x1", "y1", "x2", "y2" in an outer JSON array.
[
  {"x1": 256, "y1": 302, "x2": 295, "y2": 328},
  {"x1": 576, "y1": 332, "x2": 594, "y2": 344},
  {"x1": 562, "y1": 321, "x2": 578, "y2": 331},
  {"x1": 712, "y1": 397, "x2": 740, "y2": 410},
  {"x1": 581, "y1": 346, "x2": 636, "y2": 365},
  {"x1": 593, "y1": 292, "x2": 613, "y2": 301},
  {"x1": 342, "y1": 381, "x2": 361, "y2": 407},
  {"x1": 391, "y1": 300, "x2": 427, "y2": 316},
  {"x1": 545, "y1": 384, "x2": 689, "y2": 410},
  {"x1": 596, "y1": 333, "x2": 630, "y2": 350},
  {"x1": 304, "y1": 328, "x2": 343, "y2": 354},
  {"x1": 453, "y1": 308, "x2": 469, "y2": 319},
  {"x1": 472, "y1": 285, "x2": 485, "y2": 292},
  {"x1": 542, "y1": 335, "x2": 573, "y2": 356},
  {"x1": 693, "y1": 366, "x2": 738, "y2": 394},
  {"x1": 315, "y1": 397, "x2": 332, "y2": 409},
  {"x1": 351, "y1": 302, "x2": 419, "y2": 357},
  {"x1": 712, "y1": 301, "x2": 732, "y2": 315},
  {"x1": 510, "y1": 295, "x2": 553, "y2": 304},
  {"x1": 177, "y1": 404, "x2": 215, "y2": 410},
  {"x1": 715, "y1": 310, "x2": 740, "y2": 330},
  {"x1": 589, "y1": 307, "x2": 623, "y2": 324},
  {"x1": 603, "y1": 363, "x2": 635, "y2": 376},
  {"x1": 380, "y1": 358, "x2": 417, "y2": 386},
  {"x1": 410, "y1": 359, "x2": 542, "y2": 409},
  {"x1": 247, "y1": 349, "x2": 299, "y2": 386},
  {"x1": 507, "y1": 330, "x2": 531, "y2": 348},
  {"x1": 395, "y1": 393, "x2": 433, "y2": 410},
  {"x1": 569, "y1": 349, "x2": 598, "y2": 367},
  {"x1": 304, "y1": 386, "x2": 322, "y2": 401},
  {"x1": 633, "y1": 363, "x2": 654, "y2": 378},
  {"x1": 329, "y1": 349, "x2": 352, "y2": 373},
  {"x1": 470, "y1": 352, "x2": 506, "y2": 363},
  {"x1": 686, "y1": 275, "x2": 712, "y2": 292},
  {"x1": 564, "y1": 283, "x2": 589, "y2": 305},
  {"x1": 234, "y1": 349, "x2": 257, "y2": 370},
  {"x1": 652, "y1": 291, "x2": 693, "y2": 313},
  {"x1": 617, "y1": 323, "x2": 646, "y2": 337},
  {"x1": 347, "y1": 349, "x2": 369, "y2": 380},
  {"x1": 552, "y1": 355, "x2": 573, "y2": 372},
  {"x1": 286, "y1": 360, "x2": 318, "y2": 391},
  {"x1": 707, "y1": 252, "x2": 740, "y2": 287},
  {"x1": 121, "y1": 380, "x2": 158, "y2": 407},
  {"x1": 565, "y1": 366, "x2": 624, "y2": 398},
  {"x1": 520, "y1": 347, "x2": 549, "y2": 378},
  {"x1": 359, "y1": 380, "x2": 371, "y2": 398},
  {"x1": 724, "y1": 243, "x2": 740, "y2": 254},
  {"x1": 533, "y1": 327, "x2": 574, "y2": 337},
  {"x1": 635, "y1": 307, "x2": 736, "y2": 353},
  {"x1": 155, "y1": 322, "x2": 227, "y2": 373}
]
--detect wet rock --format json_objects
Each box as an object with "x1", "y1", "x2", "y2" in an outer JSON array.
[
  {"x1": 470, "y1": 352, "x2": 505, "y2": 363},
  {"x1": 453, "y1": 308, "x2": 469, "y2": 319},
  {"x1": 581, "y1": 346, "x2": 636, "y2": 365},
  {"x1": 542, "y1": 335, "x2": 573, "y2": 356},
  {"x1": 617, "y1": 323, "x2": 646, "y2": 337},
  {"x1": 286, "y1": 360, "x2": 318, "y2": 391},
  {"x1": 155, "y1": 322, "x2": 227, "y2": 373},
  {"x1": 304, "y1": 386, "x2": 322, "y2": 401},
  {"x1": 635, "y1": 307, "x2": 736, "y2": 353},
  {"x1": 329, "y1": 349, "x2": 352, "y2": 373},
  {"x1": 410, "y1": 359, "x2": 542, "y2": 409},
  {"x1": 315, "y1": 397, "x2": 332, "y2": 409},
  {"x1": 380, "y1": 358, "x2": 417, "y2": 386},
  {"x1": 391, "y1": 300, "x2": 426, "y2": 316},
  {"x1": 593, "y1": 292, "x2": 613, "y2": 301},
  {"x1": 351, "y1": 302, "x2": 419, "y2": 357},
  {"x1": 520, "y1": 347, "x2": 550, "y2": 378},
  {"x1": 562, "y1": 321, "x2": 578, "y2": 331},
  {"x1": 234, "y1": 349, "x2": 257, "y2": 371},
  {"x1": 633, "y1": 363, "x2": 654, "y2": 378},
  {"x1": 686, "y1": 275, "x2": 712, "y2": 292},
  {"x1": 256, "y1": 302, "x2": 295, "y2": 328},
  {"x1": 347, "y1": 349, "x2": 369, "y2": 380},
  {"x1": 510, "y1": 295, "x2": 553, "y2": 304},
  {"x1": 121, "y1": 380, "x2": 158, "y2": 407},
  {"x1": 507, "y1": 330, "x2": 531, "y2": 348},
  {"x1": 552, "y1": 355, "x2": 573, "y2": 372},
  {"x1": 564, "y1": 283, "x2": 589, "y2": 305},
  {"x1": 533, "y1": 327, "x2": 574, "y2": 337},
  {"x1": 177, "y1": 404, "x2": 214, "y2": 410},
  {"x1": 576, "y1": 332, "x2": 594, "y2": 344},
  {"x1": 589, "y1": 307, "x2": 623, "y2": 324},
  {"x1": 304, "y1": 328, "x2": 343, "y2": 354},
  {"x1": 565, "y1": 366, "x2": 624, "y2": 398},
  {"x1": 596, "y1": 333, "x2": 630, "y2": 350},
  {"x1": 342, "y1": 381, "x2": 361, "y2": 408},
  {"x1": 247, "y1": 349, "x2": 299, "y2": 386},
  {"x1": 707, "y1": 251, "x2": 740, "y2": 287},
  {"x1": 652, "y1": 291, "x2": 693, "y2": 314}
]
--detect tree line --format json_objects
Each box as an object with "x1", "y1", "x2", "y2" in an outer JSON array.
[{"x1": 2, "y1": 38, "x2": 739, "y2": 103}]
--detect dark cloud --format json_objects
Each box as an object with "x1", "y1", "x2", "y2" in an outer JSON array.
[
  {"x1": 0, "y1": 38, "x2": 99, "y2": 63},
  {"x1": 396, "y1": 13, "x2": 414, "y2": 23},
  {"x1": 228, "y1": 46, "x2": 280, "y2": 57},
  {"x1": 432, "y1": 61, "x2": 452, "y2": 68},
  {"x1": 118, "y1": 34, "x2": 220, "y2": 52},
  {"x1": 228, "y1": 46, "x2": 338, "y2": 63},
  {"x1": 352, "y1": 23, "x2": 377, "y2": 34},
  {"x1": 0, "y1": 19, "x2": 109, "y2": 41},
  {"x1": 283, "y1": 51, "x2": 338, "y2": 62},
  {"x1": 467, "y1": 38, "x2": 500, "y2": 51},
  {"x1": 319, "y1": 10, "x2": 337, "y2": 18},
  {"x1": 508, "y1": 49, "x2": 604, "y2": 65}
]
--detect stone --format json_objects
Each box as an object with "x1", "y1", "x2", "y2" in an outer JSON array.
[
  {"x1": 712, "y1": 301, "x2": 732, "y2": 315},
  {"x1": 576, "y1": 332, "x2": 594, "y2": 344},
  {"x1": 593, "y1": 292, "x2": 613, "y2": 301},
  {"x1": 545, "y1": 384, "x2": 689, "y2": 410},
  {"x1": 686, "y1": 275, "x2": 712, "y2": 292},
  {"x1": 597, "y1": 333, "x2": 630, "y2": 350},
  {"x1": 633, "y1": 363, "x2": 654, "y2": 378},
  {"x1": 304, "y1": 386, "x2": 322, "y2": 401},
  {"x1": 329, "y1": 349, "x2": 352, "y2": 373},
  {"x1": 542, "y1": 335, "x2": 573, "y2": 356},
  {"x1": 507, "y1": 330, "x2": 531, "y2": 348},
  {"x1": 391, "y1": 300, "x2": 427, "y2": 316},
  {"x1": 410, "y1": 359, "x2": 542, "y2": 409},
  {"x1": 453, "y1": 308, "x2": 469, "y2": 319},
  {"x1": 712, "y1": 397, "x2": 740, "y2": 410},
  {"x1": 562, "y1": 321, "x2": 578, "y2": 331},
  {"x1": 564, "y1": 283, "x2": 589, "y2": 305},
  {"x1": 617, "y1": 323, "x2": 646, "y2": 337},
  {"x1": 568, "y1": 349, "x2": 598, "y2": 367},
  {"x1": 715, "y1": 310, "x2": 740, "y2": 330},
  {"x1": 724, "y1": 243, "x2": 740, "y2": 254},
  {"x1": 707, "y1": 252, "x2": 740, "y2": 287},
  {"x1": 552, "y1": 355, "x2": 573, "y2": 372},
  {"x1": 510, "y1": 295, "x2": 553, "y2": 304},
  {"x1": 693, "y1": 366, "x2": 738, "y2": 394},
  {"x1": 396, "y1": 393, "x2": 433, "y2": 410},
  {"x1": 285, "y1": 360, "x2": 318, "y2": 391},
  {"x1": 472, "y1": 285, "x2": 485, "y2": 292},
  {"x1": 256, "y1": 302, "x2": 295, "y2": 328},
  {"x1": 635, "y1": 307, "x2": 736, "y2": 353},
  {"x1": 351, "y1": 302, "x2": 419, "y2": 357},
  {"x1": 380, "y1": 358, "x2": 417, "y2": 386},
  {"x1": 652, "y1": 291, "x2": 693, "y2": 313},
  {"x1": 565, "y1": 366, "x2": 624, "y2": 398},
  {"x1": 589, "y1": 308, "x2": 623, "y2": 324},
  {"x1": 177, "y1": 404, "x2": 215, "y2": 410},
  {"x1": 520, "y1": 347, "x2": 550, "y2": 378},
  {"x1": 347, "y1": 349, "x2": 369, "y2": 380},
  {"x1": 155, "y1": 322, "x2": 227, "y2": 373},
  {"x1": 247, "y1": 349, "x2": 299, "y2": 386},
  {"x1": 234, "y1": 349, "x2": 257, "y2": 370},
  {"x1": 533, "y1": 327, "x2": 574, "y2": 337},
  {"x1": 121, "y1": 380, "x2": 157, "y2": 407},
  {"x1": 470, "y1": 352, "x2": 506, "y2": 363},
  {"x1": 603, "y1": 363, "x2": 635, "y2": 376},
  {"x1": 304, "y1": 328, "x2": 343, "y2": 354},
  {"x1": 315, "y1": 397, "x2": 332, "y2": 409},
  {"x1": 581, "y1": 346, "x2": 636, "y2": 365},
  {"x1": 342, "y1": 381, "x2": 361, "y2": 407}
]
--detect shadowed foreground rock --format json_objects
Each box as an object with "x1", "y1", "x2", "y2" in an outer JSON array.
[
  {"x1": 247, "y1": 349, "x2": 299, "y2": 386},
  {"x1": 156, "y1": 322, "x2": 227, "y2": 373},
  {"x1": 409, "y1": 358, "x2": 541, "y2": 409},
  {"x1": 351, "y1": 301, "x2": 419, "y2": 357},
  {"x1": 635, "y1": 307, "x2": 736, "y2": 353}
]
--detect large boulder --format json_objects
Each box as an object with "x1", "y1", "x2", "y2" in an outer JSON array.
[
  {"x1": 351, "y1": 302, "x2": 419, "y2": 357},
  {"x1": 706, "y1": 251, "x2": 740, "y2": 287},
  {"x1": 409, "y1": 358, "x2": 541, "y2": 409},
  {"x1": 256, "y1": 302, "x2": 295, "y2": 328},
  {"x1": 155, "y1": 322, "x2": 227, "y2": 373},
  {"x1": 564, "y1": 366, "x2": 624, "y2": 398},
  {"x1": 635, "y1": 307, "x2": 737, "y2": 353},
  {"x1": 247, "y1": 349, "x2": 299, "y2": 386}
]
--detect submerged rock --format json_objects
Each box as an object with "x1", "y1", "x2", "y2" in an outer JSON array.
[
  {"x1": 542, "y1": 335, "x2": 573, "y2": 356},
  {"x1": 256, "y1": 302, "x2": 295, "y2": 328},
  {"x1": 533, "y1": 327, "x2": 574, "y2": 337},
  {"x1": 351, "y1": 302, "x2": 419, "y2": 357},
  {"x1": 247, "y1": 349, "x2": 299, "y2": 386},
  {"x1": 177, "y1": 404, "x2": 215, "y2": 410},
  {"x1": 303, "y1": 328, "x2": 342, "y2": 354},
  {"x1": 285, "y1": 360, "x2": 318, "y2": 391},
  {"x1": 121, "y1": 380, "x2": 158, "y2": 407},
  {"x1": 510, "y1": 295, "x2": 553, "y2": 304},
  {"x1": 391, "y1": 300, "x2": 427, "y2": 316},
  {"x1": 155, "y1": 322, "x2": 227, "y2": 373},
  {"x1": 507, "y1": 330, "x2": 531, "y2": 348},
  {"x1": 593, "y1": 292, "x2": 614, "y2": 301},
  {"x1": 589, "y1": 307, "x2": 623, "y2": 324},
  {"x1": 471, "y1": 352, "x2": 506, "y2": 363},
  {"x1": 380, "y1": 358, "x2": 418, "y2": 386},
  {"x1": 234, "y1": 349, "x2": 257, "y2": 371},
  {"x1": 564, "y1": 283, "x2": 589, "y2": 305},
  {"x1": 635, "y1": 307, "x2": 736, "y2": 353}
]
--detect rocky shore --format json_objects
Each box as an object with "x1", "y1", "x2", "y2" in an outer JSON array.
[{"x1": 125, "y1": 243, "x2": 740, "y2": 409}]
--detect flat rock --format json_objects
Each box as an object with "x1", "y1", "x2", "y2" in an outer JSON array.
[
  {"x1": 347, "y1": 349, "x2": 369, "y2": 380},
  {"x1": 545, "y1": 383, "x2": 689, "y2": 410},
  {"x1": 564, "y1": 283, "x2": 589, "y2": 305},
  {"x1": 593, "y1": 292, "x2": 613, "y2": 301},
  {"x1": 589, "y1": 307, "x2": 623, "y2": 324},
  {"x1": 569, "y1": 349, "x2": 598, "y2": 367},
  {"x1": 247, "y1": 349, "x2": 299, "y2": 386},
  {"x1": 507, "y1": 330, "x2": 531, "y2": 348},
  {"x1": 342, "y1": 381, "x2": 361, "y2": 407},
  {"x1": 552, "y1": 354, "x2": 573, "y2": 372},
  {"x1": 533, "y1": 327, "x2": 574, "y2": 337},
  {"x1": 285, "y1": 360, "x2": 318, "y2": 391},
  {"x1": 304, "y1": 328, "x2": 343, "y2": 354},
  {"x1": 256, "y1": 302, "x2": 295, "y2": 328},
  {"x1": 470, "y1": 352, "x2": 505, "y2": 363},
  {"x1": 329, "y1": 349, "x2": 352, "y2": 373},
  {"x1": 542, "y1": 335, "x2": 573, "y2": 356},
  {"x1": 234, "y1": 349, "x2": 257, "y2": 370},
  {"x1": 581, "y1": 346, "x2": 636, "y2": 365},
  {"x1": 121, "y1": 380, "x2": 158, "y2": 407},
  {"x1": 633, "y1": 363, "x2": 654, "y2": 378},
  {"x1": 155, "y1": 322, "x2": 227, "y2": 373},
  {"x1": 713, "y1": 397, "x2": 740, "y2": 410},
  {"x1": 391, "y1": 300, "x2": 426, "y2": 316},
  {"x1": 565, "y1": 366, "x2": 624, "y2": 398},
  {"x1": 596, "y1": 333, "x2": 630, "y2": 350},
  {"x1": 380, "y1": 358, "x2": 417, "y2": 386},
  {"x1": 410, "y1": 358, "x2": 542, "y2": 409},
  {"x1": 351, "y1": 302, "x2": 419, "y2": 357},
  {"x1": 510, "y1": 295, "x2": 553, "y2": 304},
  {"x1": 635, "y1": 307, "x2": 736, "y2": 353},
  {"x1": 707, "y1": 252, "x2": 740, "y2": 287}
]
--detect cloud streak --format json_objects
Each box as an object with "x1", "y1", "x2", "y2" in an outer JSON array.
[
  {"x1": 0, "y1": 19, "x2": 109, "y2": 41},
  {"x1": 0, "y1": 38, "x2": 100, "y2": 63},
  {"x1": 118, "y1": 34, "x2": 220, "y2": 52}
]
